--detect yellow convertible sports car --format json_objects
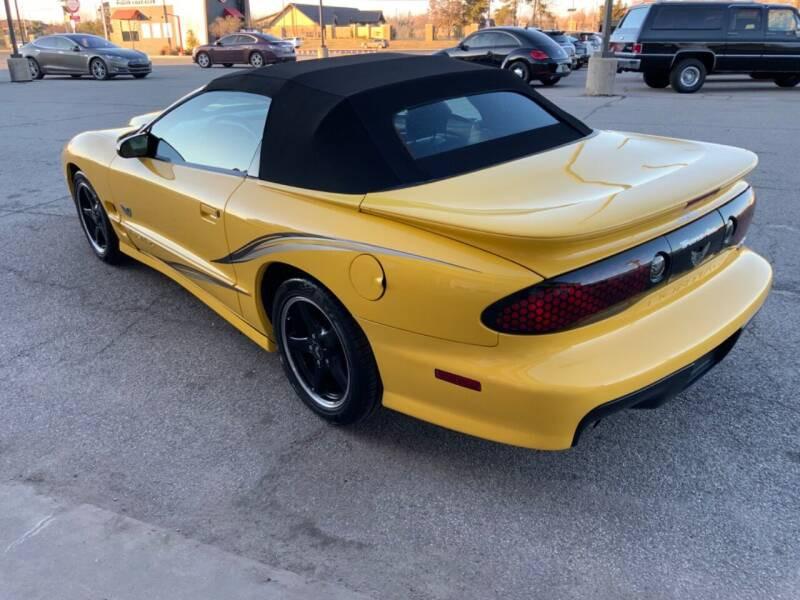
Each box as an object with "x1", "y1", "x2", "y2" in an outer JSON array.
[{"x1": 62, "y1": 54, "x2": 771, "y2": 450}]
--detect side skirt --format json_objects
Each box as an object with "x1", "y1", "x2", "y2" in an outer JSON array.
[{"x1": 119, "y1": 241, "x2": 277, "y2": 352}]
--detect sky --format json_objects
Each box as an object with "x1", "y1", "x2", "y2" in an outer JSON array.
[{"x1": 2, "y1": 0, "x2": 602, "y2": 24}]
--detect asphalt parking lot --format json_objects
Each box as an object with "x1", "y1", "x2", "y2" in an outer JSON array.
[{"x1": 1, "y1": 63, "x2": 798, "y2": 599}]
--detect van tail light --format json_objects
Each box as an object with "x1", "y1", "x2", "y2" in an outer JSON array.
[
  {"x1": 481, "y1": 187, "x2": 756, "y2": 336},
  {"x1": 632, "y1": 43, "x2": 643, "y2": 54},
  {"x1": 530, "y1": 50, "x2": 549, "y2": 60}
]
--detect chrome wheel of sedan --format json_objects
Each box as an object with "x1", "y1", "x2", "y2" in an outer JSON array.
[
  {"x1": 90, "y1": 58, "x2": 109, "y2": 80},
  {"x1": 27, "y1": 58, "x2": 42, "y2": 79},
  {"x1": 249, "y1": 52, "x2": 264, "y2": 68},
  {"x1": 196, "y1": 52, "x2": 211, "y2": 68},
  {"x1": 280, "y1": 296, "x2": 350, "y2": 409}
]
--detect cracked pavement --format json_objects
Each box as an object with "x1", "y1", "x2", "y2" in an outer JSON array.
[{"x1": 1, "y1": 66, "x2": 798, "y2": 600}]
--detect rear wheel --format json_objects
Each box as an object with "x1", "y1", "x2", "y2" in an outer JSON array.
[
  {"x1": 507, "y1": 60, "x2": 530, "y2": 82},
  {"x1": 196, "y1": 52, "x2": 211, "y2": 68},
  {"x1": 72, "y1": 172, "x2": 123, "y2": 264},
  {"x1": 539, "y1": 75, "x2": 561, "y2": 87},
  {"x1": 27, "y1": 58, "x2": 44, "y2": 79},
  {"x1": 249, "y1": 52, "x2": 264, "y2": 68},
  {"x1": 670, "y1": 58, "x2": 706, "y2": 93},
  {"x1": 273, "y1": 278, "x2": 382, "y2": 425},
  {"x1": 90, "y1": 58, "x2": 110, "y2": 81},
  {"x1": 775, "y1": 74, "x2": 800, "y2": 88},
  {"x1": 643, "y1": 70, "x2": 669, "y2": 88}
]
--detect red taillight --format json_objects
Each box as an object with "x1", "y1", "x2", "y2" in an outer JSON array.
[
  {"x1": 632, "y1": 43, "x2": 643, "y2": 54},
  {"x1": 530, "y1": 50, "x2": 549, "y2": 60},
  {"x1": 481, "y1": 188, "x2": 756, "y2": 335}
]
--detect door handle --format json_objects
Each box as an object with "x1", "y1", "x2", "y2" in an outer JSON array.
[{"x1": 200, "y1": 203, "x2": 220, "y2": 221}]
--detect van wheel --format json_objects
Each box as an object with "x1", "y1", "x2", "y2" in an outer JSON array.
[
  {"x1": 670, "y1": 58, "x2": 706, "y2": 93},
  {"x1": 774, "y1": 74, "x2": 800, "y2": 88},
  {"x1": 643, "y1": 71, "x2": 669, "y2": 88}
]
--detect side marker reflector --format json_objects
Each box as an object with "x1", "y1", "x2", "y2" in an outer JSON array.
[{"x1": 434, "y1": 369, "x2": 482, "y2": 392}]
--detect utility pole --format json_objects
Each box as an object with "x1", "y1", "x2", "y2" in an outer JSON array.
[
  {"x1": 162, "y1": 0, "x2": 172, "y2": 51},
  {"x1": 12, "y1": 0, "x2": 26, "y2": 43},
  {"x1": 601, "y1": 0, "x2": 614, "y2": 57},
  {"x1": 3, "y1": 0, "x2": 19, "y2": 55},
  {"x1": 99, "y1": 2, "x2": 109, "y2": 40},
  {"x1": 317, "y1": 0, "x2": 328, "y2": 58}
]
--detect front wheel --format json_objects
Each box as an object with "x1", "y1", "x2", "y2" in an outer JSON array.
[
  {"x1": 507, "y1": 60, "x2": 530, "y2": 82},
  {"x1": 273, "y1": 278, "x2": 382, "y2": 425},
  {"x1": 775, "y1": 74, "x2": 800, "y2": 88},
  {"x1": 539, "y1": 75, "x2": 561, "y2": 87},
  {"x1": 643, "y1": 70, "x2": 670, "y2": 88},
  {"x1": 249, "y1": 52, "x2": 265, "y2": 68},
  {"x1": 72, "y1": 172, "x2": 123, "y2": 264},
  {"x1": 670, "y1": 58, "x2": 706, "y2": 93},
  {"x1": 196, "y1": 52, "x2": 211, "y2": 68},
  {"x1": 27, "y1": 57, "x2": 44, "y2": 79},
  {"x1": 90, "y1": 58, "x2": 110, "y2": 81}
]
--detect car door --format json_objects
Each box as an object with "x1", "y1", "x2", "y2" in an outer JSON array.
[
  {"x1": 459, "y1": 32, "x2": 493, "y2": 65},
  {"x1": 111, "y1": 90, "x2": 271, "y2": 312},
  {"x1": 762, "y1": 7, "x2": 800, "y2": 72},
  {"x1": 723, "y1": 6, "x2": 765, "y2": 71},
  {"x1": 487, "y1": 31, "x2": 520, "y2": 67},
  {"x1": 46, "y1": 37, "x2": 77, "y2": 73},
  {"x1": 214, "y1": 35, "x2": 244, "y2": 64},
  {"x1": 30, "y1": 37, "x2": 61, "y2": 72},
  {"x1": 238, "y1": 34, "x2": 258, "y2": 63},
  {"x1": 61, "y1": 37, "x2": 90, "y2": 73}
]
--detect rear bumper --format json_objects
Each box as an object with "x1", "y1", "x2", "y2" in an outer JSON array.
[
  {"x1": 361, "y1": 247, "x2": 772, "y2": 450},
  {"x1": 615, "y1": 53, "x2": 642, "y2": 71},
  {"x1": 532, "y1": 59, "x2": 572, "y2": 77}
]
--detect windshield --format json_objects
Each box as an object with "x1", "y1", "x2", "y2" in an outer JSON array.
[
  {"x1": 73, "y1": 36, "x2": 117, "y2": 49},
  {"x1": 394, "y1": 91, "x2": 559, "y2": 160}
]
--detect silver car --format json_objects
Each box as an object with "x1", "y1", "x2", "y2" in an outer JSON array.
[{"x1": 21, "y1": 34, "x2": 151, "y2": 80}]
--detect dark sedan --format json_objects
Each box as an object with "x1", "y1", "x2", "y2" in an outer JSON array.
[
  {"x1": 193, "y1": 32, "x2": 296, "y2": 68},
  {"x1": 436, "y1": 27, "x2": 571, "y2": 86},
  {"x1": 540, "y1": 30, "x2": 579, "y2": 70},
  {"x1": 20, "y1": 34, "x2": 151, "y2": 80}
]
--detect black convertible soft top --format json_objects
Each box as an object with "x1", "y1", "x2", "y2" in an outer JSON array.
[{"x1": 205, "y1": 53, "x2": 592, "y2": 194}]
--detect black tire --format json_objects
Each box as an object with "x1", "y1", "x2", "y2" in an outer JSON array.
[
  {"x1": 273, "y1": 278, "x2": 382, "y2": 425},
  {"x1": 71, "y1": 172, "x2": 123, "y2": 264},
  {"x1": 27, "y1": 57, "x2": 44, "y2": 79},
  {"x1": 539, "y1": 75, "x2": 561, "y2": 87},
  {"x1": 223, "y1": 63, "x2": 233, "y2": 68},
  {"x1": 249, "y1": 52, "x2": 265, "y2": 68},
  {"x1": 774, "y1": 74, "x2": 800, "y2": 88},
  {"x1": 132, "y1": 73, "x2": 149, "y2": 79},
  {"x1": 506, "y1": 60, "x2": 530, "y2": 82},
  {"x1": 670, "y1": 58, "x2": 706, "y2": 93},
  {"x1": 643, "y1": 70, "x2": 669, "y2": 88},
  {"x1": 90, "y1": 58, "x2": 110, "y2": 81},
  {"x1": 196, "y1": 51, "x2": 211, "y2": 68}
]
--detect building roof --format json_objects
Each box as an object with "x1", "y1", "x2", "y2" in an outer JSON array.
[
  {"x1": 204, "y1": 53, "x2": 590, "y2": 194},
  {"x1": 270, "y1": 3, "x2": 385, "y2": 27}
]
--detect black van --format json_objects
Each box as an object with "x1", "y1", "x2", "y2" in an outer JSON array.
[{"x1": 612, "y1": 2, "x2": 800, "y2": 92}]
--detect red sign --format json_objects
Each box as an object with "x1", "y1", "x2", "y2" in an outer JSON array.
[{"x1": 65, "y1": 0, "x2": 81, "y2": 14}]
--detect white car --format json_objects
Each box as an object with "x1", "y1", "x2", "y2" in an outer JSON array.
[{"x1": 283, "y1": 37, "x2": 302, "y2": 48}]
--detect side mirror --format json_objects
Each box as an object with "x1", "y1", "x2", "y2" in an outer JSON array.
[
  {"x1": 214, "y1": 40, "x2": 222, "y2": 46},
  {"x1": 117, "y1": 132, "x2": 153, "y2": 159},
  {"x1": 459, "y1": 43, "x2": 469, "y2": 51},
  {"x1": 72, "y1": 45, "x2": 81, "y2": 52}
]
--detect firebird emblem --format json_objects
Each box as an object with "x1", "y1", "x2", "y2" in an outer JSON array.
[{"x1": 690, "y1": 241, "x2": 712, "y2": 266}]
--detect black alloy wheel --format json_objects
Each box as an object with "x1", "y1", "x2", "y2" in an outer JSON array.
[
  {"x1": 274, "y1": 278, "x2": 382, "y2": 424},
  {"x1": 72, "y1": 172, "x2": 122, "y2": 264},
  {"x1": 508, "y1": 60, "x2": 530, "y2": 82}
]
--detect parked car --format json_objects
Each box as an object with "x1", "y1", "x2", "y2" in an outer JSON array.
[
  {"x1": 362, "y1": 38, "x2": 389, "y2": 49},
  {"x1": 575, "y1": 32, "x2": 602, "y2": 54},
  {"x1": 436, "y1": 27, "x2": 571, "y2": 86},
  {"x1": 62, "y1": 53, "x2": 771, "y2": 450},
  {"x1": 540, "y1": 30, "x2": 579, "y2": 69},
  {"x1": 283, "y1": 36, "x2": 303, "y2": 48},
  {"x1": 613, "y1": 1, "x2": 800, "y2": 92},
  {"x1": 193, "y1": 32, "x2": 296, "y2": 68},
  {"x1": 20, "y1": 34, "x2": 151, "y2": 80},
  {"x1": 566, "y1": 35, "x2": 589, "y2": 68}
]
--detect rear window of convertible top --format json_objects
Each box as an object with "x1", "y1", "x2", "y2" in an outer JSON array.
[{"x1": 393, "y1": 91, "x2": 560, "y2": 160}]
